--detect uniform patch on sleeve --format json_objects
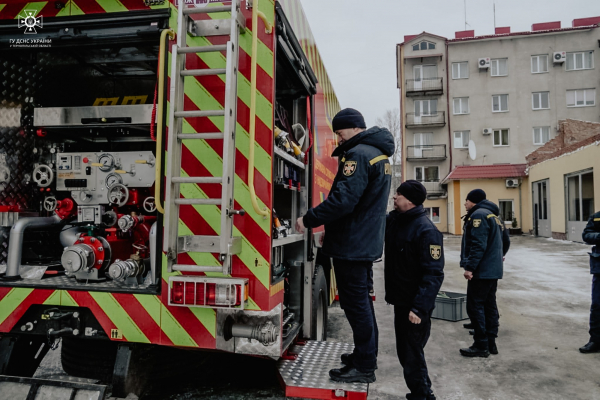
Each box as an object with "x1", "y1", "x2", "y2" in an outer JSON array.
[
  {"x1": 472, "y1": 219, "x2": 481, "y2": 228},
  {"x1": 385, "y1": 163, "x2": 392, "y2": 175},
  {"x1": 343, "y1": 161, "x2": 357, "y2": 176},
  {"x1": 430, "y1": 245, "x2": 442, "y2": 260},
  {"x1": 595, "y1": 218, "x2": 600, "y2": 221}
]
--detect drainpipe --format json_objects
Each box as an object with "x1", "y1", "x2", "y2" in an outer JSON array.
[
  {"x1": 519, "y1": 178, "x2": 523, "y2": 232},
  {"x1": 445, "y1": 40, "x2": 452, "y2": 234}
]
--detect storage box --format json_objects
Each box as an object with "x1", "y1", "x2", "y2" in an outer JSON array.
[{"x1": 431, "y1": 291, "x2": 468, "y2": 321}]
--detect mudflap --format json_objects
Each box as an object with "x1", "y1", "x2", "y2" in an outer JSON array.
[
  {"x1": 277, "y1": 341, "x2": 368, "y2": 400},
  {"x1": 0, "y1": 375, "x2": 108, "y2": 400}
]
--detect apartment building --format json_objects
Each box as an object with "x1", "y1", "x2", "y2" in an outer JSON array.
[{"x1": 397, "y1": 16, "x2": 600, "y2": 233}]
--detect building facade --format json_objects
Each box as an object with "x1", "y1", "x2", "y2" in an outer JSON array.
[{"x1": 397, "y1": 17, "x2": 600, "y2": 233}]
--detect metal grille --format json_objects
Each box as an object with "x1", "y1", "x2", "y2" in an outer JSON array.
[{"x1": 277, "y1": 341, "x2": 368, "y2": 393}]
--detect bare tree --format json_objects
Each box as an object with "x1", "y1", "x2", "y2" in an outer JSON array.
[{"x1": 376, "y1": 108, "x2": 402, "y2": 195}]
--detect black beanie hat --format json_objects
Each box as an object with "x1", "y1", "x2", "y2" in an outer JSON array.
[
  {"x1": 397, "y1": 180, "x2": 427, "y2": 206},
  {"x1": 466, "y1": 189, "x2": 486, "y2": 204},
  {"x1": 332, "y1": 108, "x2": 366, "y2": 132}
]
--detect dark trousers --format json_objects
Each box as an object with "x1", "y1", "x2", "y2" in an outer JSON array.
[
  {"x1": 394, "y1": 306, "x2": 434, "y2": 400},
  {"x1": 333, "y1": 259, "x2": 378, "y2": 372},
  {"x1": 466, "y1": 279, "x2": 499, "y2": 349},
  {"x1": 591, "y1": 274, "x2": 600, "y2": 342}
]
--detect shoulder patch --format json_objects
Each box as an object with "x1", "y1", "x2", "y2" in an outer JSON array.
[
  {"x1": 343, "y1": 161, "x2": 357, "y2": 176},
  {"x1": 430, "y1": 245, "x2": 442, "y2": 260},
  {"x1": 472, "y1": 219, "x2": 481, "y2": 228},
  {"x1": 369, "y1": 154, "x2": 388, "y2": 165},
  {"x1": 385, "y1": 163, "x2": 392, "y2": 175},
  {"x1": 595, "y1": 218, "x2": 600, "y2": 221}
]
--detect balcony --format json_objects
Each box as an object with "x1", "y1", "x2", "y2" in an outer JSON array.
[
  {"x1": 406, "y1": 77, "x2": 444, "y2": 96},
  {"x1": 405, "y1": 112, "x2": 445, "y2": 128},
  {"x1": 419, "y1": 180, "x2": 445, "y2": 195},
  {"x1": 406, "y1": 145, "x2": 447, "y2": 161}
]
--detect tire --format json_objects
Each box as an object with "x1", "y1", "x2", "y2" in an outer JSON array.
[
  {"x1": 310, "y1": 265, "x2": 328, "y2": 341},
  {"x1": 61, "y1": 338, "x2": 118, "y2": 382}
]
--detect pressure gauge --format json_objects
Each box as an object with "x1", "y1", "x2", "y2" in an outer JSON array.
[
  {"x1": 98, "y1": 153, "x2": 115, "y2": 172},
  {"x1": 105, "y1": 173, "x2": 123, "y2": 189},
  {"x1": 78, "y1": 190, "x2": 93, "y2": 203}
]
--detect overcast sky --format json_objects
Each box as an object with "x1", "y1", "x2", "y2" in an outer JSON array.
[{"x1": 299, "y1": 0, "x2": 600, "y2": 126}]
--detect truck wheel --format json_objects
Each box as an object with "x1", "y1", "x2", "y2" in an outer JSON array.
[
  {"x1": 311, "y1": 265, "x2": 328, "y2": 341},
  {"x1": 61, "y1": 338, "x2": 118, "y2": 382}
]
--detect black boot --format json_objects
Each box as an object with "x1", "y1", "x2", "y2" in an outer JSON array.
[
  {"x1": 488, "y1": 341, "x2": 498, "y2": 355},
  {"x1": 463, "y1": 322, "x2": 474, "y2": 329},
  {"x1": 329, "y1": 365, "x2": 376, "y2": 383},
  {"x1": 341, "y1": 353, "x2": 353, "y2": 365},
  {"x1": 579, "y1": 341, "x2": 600, "y2": 354},
  {"x1": 460, "y1": 345, "x2": 490, "y2": 358}
]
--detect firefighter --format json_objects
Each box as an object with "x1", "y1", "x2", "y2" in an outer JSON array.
[
  {"x1": 296, "y1": 108, "x2": 394, "y2": 383},
  {"x1": 580, "y1": 210, "x2": 600, "y2": 354},
  {"x1": 385, "y1": 181, "x2": 444, "y2": 400},
  {"x1": 459, "y1": 189, "x2": 510, "y2": 357}
]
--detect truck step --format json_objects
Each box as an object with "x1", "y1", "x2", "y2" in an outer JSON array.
[{"x1": 0, "y1": 375, "x2": 108, "y2": 400}]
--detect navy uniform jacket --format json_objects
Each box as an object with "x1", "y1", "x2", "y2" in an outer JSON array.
[
  {"x1": 303, "y1": 126, "x2": 394, "y2": 261},
  {"x1": 384, "y1": 206, "x2": 445, "y2": 318},
  {"x1": 460, "y1": 199, "x2": 510, "y2": 279},
  {"x1": 582, "y1": 211, "x2": 600, "y2": 274}
]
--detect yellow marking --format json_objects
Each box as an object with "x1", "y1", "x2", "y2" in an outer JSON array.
[
  {"x1": 385, "y1": 164, "x2": 392, "y2": 175},
  {"x1": 114, "y1": 170, "x2": 127, "y2": 174},
  {"x1": 487, "y1": 214, "x2": 497, "y2": 219},
  {"x1": 594, "y1": 218, "x2": 600, "y2": 221},
  {"x1": 121, "y1": 95, "x2": 148, "y2": 105},
  {"x1": 270, "y1": 280, "x2": 285, "y2": 296},
  {"x1": 93, "y1": 97, "x2": 119, "y2": 106},
  {"x1": 135, "y1": 160, "x2": 148, "y2": 164},
  {"x1": 110, "y1": 329, "x2": 123, "y2": 340},
  {"x1": 472, "y1": 219, "x2": 481, "y2": 228},
  {"x1": 369, "y1": 155, "x2": 388, "y2": 165},
  {"x1": 91, "y1": 163, "x2": 103, "y2": 167}
]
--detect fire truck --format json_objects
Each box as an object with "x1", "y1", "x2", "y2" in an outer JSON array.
[{"x1": 0, "y1": 0, "x2": 369, "y2": 399}]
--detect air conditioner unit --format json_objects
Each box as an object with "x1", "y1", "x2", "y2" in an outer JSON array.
[
  {"x1": 482, "y1": 127, "x2": 493, "y2": 135},
  {"x1": 553, "y1": 51, "x2": 566, "y2": 63},
  {"x1": 506, "y1": 179, "x2": 519, "y2": 188},
  {"x1": 478, "y1": 57, "x2": 491, "y2": 69}
]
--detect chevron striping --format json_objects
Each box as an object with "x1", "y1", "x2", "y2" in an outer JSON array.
[
  {"x1": 68, "y1": 291, "x2": 118, "y2": 338},
  {"x1": 90, "y1": 292, "x2": 150, "y2": 343},
  {"x1": 61, "y1": 290, "x2": 79, "y2": 307},
  {"x1": 159, "y1": 301, "x2": 198, "y2": 347},
  {"x1": 188, "y1": 307, "x2": 216, "y2": 338},
  {"x1": 0, "y1": 289, "x2": 53, "y2": 332},
  {"x1": 44, "y1": 290, "x2": 61, "y2": 305},
  {"x1": 113, "y1": 293, "x2": 161, "y2": 343},
  {"x1": 0, "y1": 288, "x2": 33, "y2": 327},
  {"x1": 95, "y1": 0, "x2": 127, "y2": 13}
]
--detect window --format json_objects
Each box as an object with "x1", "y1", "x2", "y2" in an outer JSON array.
[
  {"x1": 412, "y1": 41, "x2": 436, "y2": 51},
  {"x1": 567, "y1": 170, "x2": 595, "y2": 222},
  {"x1": 492, "y1": 94, "x2": 508, "y2": 112},
  {"x1": 452, "y1": 62, "x2": 469, "y2": 79},
  {"x1": 415, "y1": 166, "x2": 439, "y2": 181},
  {"x1": 499, "y1": 200, "x2": 514, "y2": 223},
  {"x1": 532, "y1": 92, "x2": 550, "y2": 110},
  {"x1": 531, "y1": 55, "x2": 549, "y2": 73},
  {"x1": 454, "y1": 131, "x2": 470, "y2": 148},
  {"x1": 491, "y1": 58, "x2": 508, "y2": 76},
  {"x1": 424, "y1": 207, "x2": 441, "y2": 223},
  {"x1": 566, "y1": 51, "x2": 594, "y2": 71},
  {"x1": 533, "y1": 126, "x2": 551, "y2": 145},
  {"x1": 493, "y1": 129, "x2": 509, "y2": 146},
  {"x1": 414, "y1": 132, "x2": 433, "y2": 147},
  {"x1": 566, "y1": 89, "x2": 595, "y2": 107},
  {"x1": 453, "y1": 97, "x2": 469, "y2": 114},
  {"x1": 414, "y1": 99, "x2": 437, "y2": 116}
]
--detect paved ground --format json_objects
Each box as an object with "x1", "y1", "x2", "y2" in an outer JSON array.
[{"x1": 33, "y1": 234, "x2": 600, "y2": 399}]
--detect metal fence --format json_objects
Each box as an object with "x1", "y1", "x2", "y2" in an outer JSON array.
[
  {"x1": 405, "y1": 77, "x2": 443, "y2": 93},
  {"x1": 406, "y1": 145, "x2": 446, "y2": 160},
  {"x1": 405, "y1": 112, "x2": 445, "y2": 127}
]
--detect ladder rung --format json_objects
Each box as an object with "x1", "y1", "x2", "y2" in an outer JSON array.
[
  {"x1": 178, "y1": 133, "x2": 224, "y2": 140},
  {"x1": 175, "y1": 110, "x2": 225, "y2": 118},
  {"x1": 183, "y1": 6, "x2": 231, "y2": 15},
  {"x1": 179, "y1": 45, "x2": 228, "y2": 54},
  {"x1": 175, "y1": 198, "x2": 222, "y2": 206},
  {"x1": 172, "y1": 177, "x2": 222, "y2": 184},
  {"x1": 181, "y1": 68, "x2": 227, "y2": 77},
  {"x1": 172, "y1": 265, "x2": 223, "y2": 273}
]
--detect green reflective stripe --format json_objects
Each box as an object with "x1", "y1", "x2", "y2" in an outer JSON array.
[
  {"x1": 0, "y1": 5, "x2": 5, "y2": 13},
  {"x1": 15, "y1": 2, "x2": 46, "y2": 18},
  {"x1": 189, "y1": 307, "x2": 216, "y2": 338},
  {"x1": 236, "y1": 73, "x2": 273, "y2": 133},
  {"x1": 89, "y1": 292, "x2": 150, "y2": 343},
  {"x1": 181, "y1": 130, "x2": 271, "y2": 232},
  {"x1": 69, "y1": 0, "x2": 84, "y2": 15},
  {"x1": 44, "y1": 290, "x2": 61, "y2": 305},
  {"x1": 245, "y1": 296, "x2": 259, "y2": 311},
  {"x1": 61, "y1": 291, "x2": 79, "y2": 307},
  {"x1": 235, "y1": 121, "x2": 272, "y2": 181},
  {"x1": 160, "y1": 304, "x2": 198, "y2": 347},
  {"x1": 134, "y1": 294, "x2": 162, "y2": 326},
  {"x1": 0, "y1": 288, "x2": 33, "y2": 325},
  {"x1": 178, "y1": 171, "x2": 270, "y2": 290},
  {"x1": 96, "y1": 0, "x2": 127, "y2": 13}
]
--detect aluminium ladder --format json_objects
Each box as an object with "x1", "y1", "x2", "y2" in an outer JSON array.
[{"x1": 164, "y1": 0, "x2": 246, "y2": 274}]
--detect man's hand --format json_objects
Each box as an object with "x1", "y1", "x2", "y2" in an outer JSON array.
[
  {"x1": 295, "y1": 217, "x2": 305, "y2": 233},
  {"x1": 464, "y1": 270, "x2": 473, "y2": 280},
  {"x1": 408, "y1": 311, "x2": 421, "y2": 324}
]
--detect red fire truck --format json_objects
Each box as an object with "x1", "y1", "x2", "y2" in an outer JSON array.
[{"x1": 0, "y1": 1, "x2": 368, "y2": 399}]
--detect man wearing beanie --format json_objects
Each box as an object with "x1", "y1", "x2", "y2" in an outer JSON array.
[
  {"x1": 460, "y1": 189, "x2": 510, "y2": 357},
  {"x1": 296, "y1": 108, "x2": 394, "y2": 383},
  {"x1": 384, "y1": 181, "x2": 444, "y2": 400}
]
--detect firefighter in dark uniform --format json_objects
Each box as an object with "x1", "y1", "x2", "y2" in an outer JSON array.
[
  {"x1": 459, "y1": 189, "x2": 510, "y2": 357},
  {"x1": 385, "y1": 181, "x2": 444, "y2": 400},
  {"x1": 296, "y1": 108, "x2": 394, "y2": 383},
  {"x1": 580, "y1": 210, "x2": 600, "y2": 353}
]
